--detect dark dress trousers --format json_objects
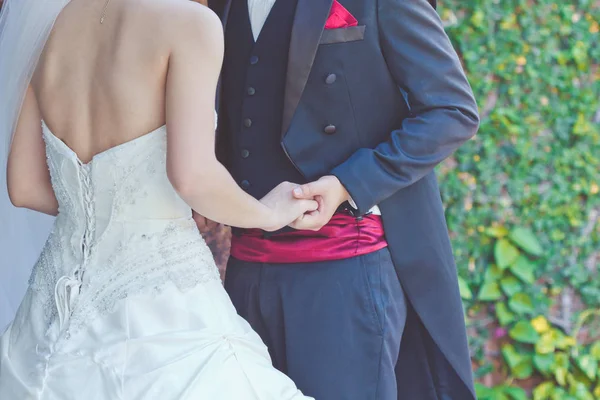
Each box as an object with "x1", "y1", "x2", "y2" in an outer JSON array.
[{"x1": 210, "y1": 0, "x2": 480, "y2": 398}]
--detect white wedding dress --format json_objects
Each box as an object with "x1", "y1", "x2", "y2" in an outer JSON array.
[{"x1": 0, "y1": 122, "x2": 312, "y2": 400}]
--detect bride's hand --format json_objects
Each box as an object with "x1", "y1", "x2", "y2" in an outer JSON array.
[{"x1": 259, "y1": 182, "x2": 318, "y2": 232}]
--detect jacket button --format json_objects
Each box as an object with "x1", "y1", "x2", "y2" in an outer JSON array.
[
  {"x1": 247, "y1": 87, "x2": 256, "y2": 96},
  {"x1": 325, "y1": 73, "x2": 337, "y2": 84},
  {"x1": 241, "y1": 149, "x2": 250, "y2": 158},
  {"x1": 324, "y1": 124, "x2": 337, "y2": 134},
  {"x1": 250, "y1": 55, "x2": 259, "y2": 65},
  {"x1": 241, "y1": 180, "x2": 251, "y2": 190},
  {"x1": 244, "y1": 118, "x2": 252, "y2": 128}
]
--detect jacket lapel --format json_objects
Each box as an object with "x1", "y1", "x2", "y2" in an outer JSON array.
[
  {"x1": 281, "y1": 0, "x2": 334, "y2": 137},
  {"x1": 221, "y1": 0, "x2": 233, "y2": 29},
  {"x1": 213, "y1": 0, "x2": 232, "y2": 114}
]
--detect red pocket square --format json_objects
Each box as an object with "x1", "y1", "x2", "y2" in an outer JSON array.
[{"x1": 325, "y1": 1, "x2": 358, "y2": 30}]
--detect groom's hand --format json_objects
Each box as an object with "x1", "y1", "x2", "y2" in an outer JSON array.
[
  {"x1": 289, "y1": 175, "x2": 350, "y2": 231},
  {"x1": 193, "y1": 211, "x2": 218, "y2": 232}
]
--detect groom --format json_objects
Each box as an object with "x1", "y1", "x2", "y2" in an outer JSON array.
[{"x1": 208, "y1": 0, "x2": 480, "y2": 398}]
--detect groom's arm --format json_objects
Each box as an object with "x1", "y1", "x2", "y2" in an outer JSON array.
[
  {"x1": 292, "y1": 0, "x2": 479, "y2": 229},
  {"x1": 329, "y1": 0, "x2": 479, "y2": 215}
]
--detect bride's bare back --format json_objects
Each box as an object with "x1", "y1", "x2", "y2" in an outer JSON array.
[
  {"x1": 7, "y1": 0, "x2": 316, "y2": 231},
  {"x1": 35, "y1": 0, "x2": 202, "y2": 163},
  {"x1": 7, "y1": 0, "x2": 223, "y2": 216}
]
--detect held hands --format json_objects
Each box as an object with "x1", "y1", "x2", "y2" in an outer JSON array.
[
  {"x1": 260, "y1": 182, "x2": 319, "y2": 232},
  {"x1": 289, "y1": 175, "x2": 351, "y2": 231}
]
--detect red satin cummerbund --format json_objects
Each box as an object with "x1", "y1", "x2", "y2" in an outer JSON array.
[{"x1": 230, "y1": 212, "x2": 388, "y2": 264}]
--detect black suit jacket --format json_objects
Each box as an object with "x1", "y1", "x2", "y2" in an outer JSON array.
[{"x1": 211, "y1": 0, "x2": 479, "y2": 398}]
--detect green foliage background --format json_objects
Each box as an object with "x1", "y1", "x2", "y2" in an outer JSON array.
[{"x1": 438, "y1": 0, "x2": 600, "y2": 398}]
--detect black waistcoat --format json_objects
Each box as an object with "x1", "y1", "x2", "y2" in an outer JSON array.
[{"x1": 220, "y1": 0, "x2": 304, "y2": 200}]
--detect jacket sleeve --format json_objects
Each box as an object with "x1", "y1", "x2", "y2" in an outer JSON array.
[
  {"x1": 207, "y1": 0, "x2": 225, "y2": 17},
  {"x1": 331, "y1": 0, "x2": 479, "y2": 215}
]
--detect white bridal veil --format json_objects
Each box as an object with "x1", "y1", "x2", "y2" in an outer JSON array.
[{"x1": 0, "y1": 0, "x2": 69, "y2": 329}]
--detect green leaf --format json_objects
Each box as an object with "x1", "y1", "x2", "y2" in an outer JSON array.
[
  {"x1": 550, "y1": 388, "x2": 573, "y2": 400},
  {"x1": 496, "y1": 302, "x2": 516, "y2": 326},
  {"x1": 554, "y1": 352, "x2": 570, "y2": 369},
  {"x1": 495, "y1": 239, "x2": 520, "y2": 269},
  {"x1": 535, "y1": 333, "x2": 556, "y2": 354},
  {"x1": 479, "y1": 281, "x2": 503, "y2": 301},
  {"x1": 509, "y1": 256, "x2": 536, "y2": 284},
  {"x1": 502, "y1": 344, "x2": 523, "y2": 369},
  {"x1": 552, "y1": 331, "x2": 576, "y2": 350},
  {"x1": 508, "y1": 292, "x2": 535, "y2": 315},
  {"x1": 458, "y1": 276, "x2": 472, "y2": 300},
  {"x1": 590, "y1": 342, "x2": 600, "y2": 360},
  {"x1": 486, "y1": 226, "x2": 509, "y2": 238},
  {"x1": 491, "y1": 391, "x2": 511, "y2": 400},
  {"x1": 508, "y1": 227, "x2": 544, "y2": 257},
  {"x1": 568, "y1": 381, "x2": 594, "y2": 400},
  {"x1": 534, "y1": 353, "x2": 555, "y2": 375},
  {"x1": 554, "y1": 367, "x2": 568, "y2": 386},
  {"x1": 484, "y1": 264, "x2": 504, "y2": 283},
  {"x1": 504, "y1": 386, "x2": 528, "y2": 400},
  {"x1": 512, "y1": 359, "x2": 534, "y2": 379},
  {"x1": 500, "y1": 275, "x2": 523, "y2": 297},
  {"x1": 533, "y1": 382, "x2": 555, "y2": 400},
  {"x1": 576, "y1": 355, "x2": 597, "y2": 380},
  {"x1": 509, "y1": 321, "x2": 540, "y2": 344},
  {"x1": 571, "y1": 368, "x2": 594, "y2": 394},
  {"x1": 475, "y1": 383, "x2": 494, "y2": 399}
]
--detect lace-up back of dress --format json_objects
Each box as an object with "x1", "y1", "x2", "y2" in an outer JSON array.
[
  {"x1": 29, "y1": 123, "x2": 220, "y2": 343},
  {"x1": 42, "y1": 123, "x2": 192, "y2": 230}
]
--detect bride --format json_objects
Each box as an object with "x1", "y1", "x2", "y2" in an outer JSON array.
[{"x1": 0, "y1": 0, "x2": 317, "y2": 398}]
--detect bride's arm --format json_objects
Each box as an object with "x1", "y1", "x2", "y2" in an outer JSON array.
[
  {"x1": 6, "y1": 85, "x2": 58, "y2": 216},
  {"x1": 165, "y1": 5, "x2": 316, "y2": 231}
]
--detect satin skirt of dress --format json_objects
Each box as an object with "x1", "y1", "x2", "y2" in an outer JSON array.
[{"x1": 0, "y1": 279, "x2": 312, "y2": 400}]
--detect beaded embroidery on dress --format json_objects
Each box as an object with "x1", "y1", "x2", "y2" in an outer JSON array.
[{"x1": 0, "y1": 122, "x2": 312, "y2": 400}]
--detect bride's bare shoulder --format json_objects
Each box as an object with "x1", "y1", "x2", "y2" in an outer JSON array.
[{"x1": 155, "y1": 1, "x2": 222, "y2": 40}]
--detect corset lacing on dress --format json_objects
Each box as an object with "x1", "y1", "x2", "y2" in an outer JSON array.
[{"x1": 54, "y1": 161, "x2": 95, "y2": 339}]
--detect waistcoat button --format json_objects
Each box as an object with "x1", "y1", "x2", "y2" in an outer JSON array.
[
  {"x1": 324, "y1": 124, "x2": 337, "y2": 134},
  {"x1": 325, "y1": 73, "x2": 337, "y2": 84}
]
